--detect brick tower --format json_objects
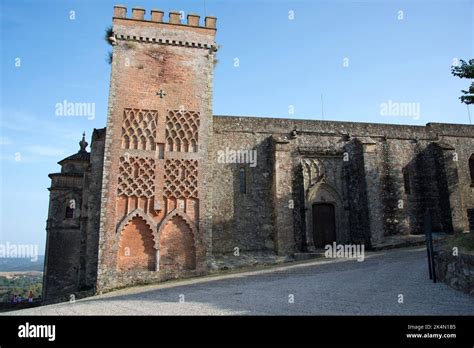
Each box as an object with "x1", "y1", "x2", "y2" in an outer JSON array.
[{"x1": 96, "y1": 6, "x2": 217, "y2": 291}]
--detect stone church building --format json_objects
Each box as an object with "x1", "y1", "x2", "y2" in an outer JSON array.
[{"x1": 42, "y1": 6, "x2": 474, "y2": 301}]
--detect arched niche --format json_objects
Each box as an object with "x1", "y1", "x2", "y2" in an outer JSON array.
[
  {"x1": 157, "y1": 209, "x2": 198, "y2": 271},
  {"x1": 117, "y1": 215, "x2": 156, "y2": 272}
]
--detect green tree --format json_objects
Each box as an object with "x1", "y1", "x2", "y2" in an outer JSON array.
[{"x1": 451, "y1": 59, "x2": 474, "y2": 104}]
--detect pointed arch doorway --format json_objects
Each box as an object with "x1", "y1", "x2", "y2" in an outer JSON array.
[{"x1": 312, "y1": 203, "x2": 336, "y2": 248}]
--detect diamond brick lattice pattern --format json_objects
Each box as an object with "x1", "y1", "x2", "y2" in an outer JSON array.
[
  {"x1": 166, "y1": 110, "x2": 200, "y2": 152},
  {"x1": 122, "y1": 108, "x2": 157, "y2": 150},
  {"x1": 118, "y1": 156, "x2": 156, "y2": 198},
  {"x1": 164, "y1": 159, "x2": 198, "y2": 199}
]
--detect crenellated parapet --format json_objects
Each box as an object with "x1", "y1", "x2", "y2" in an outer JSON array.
[
  {"x1": 114, "y1": 5, "x2": 216, "y2": 28},
  {"x1": 111, "y1": 5, "x2": 217, "y2": 50}
]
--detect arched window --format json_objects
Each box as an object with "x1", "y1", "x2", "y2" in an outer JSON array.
[
  {"x1": 469, "y1": 154, "x2": 474, "y2": 186},
  {"x1": 239, "y1": 168, "x2": 246, "y2": 194}
]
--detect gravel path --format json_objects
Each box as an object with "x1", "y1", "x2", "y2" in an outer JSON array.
[{"x1": 5, "y1": 247, "x2": 474, "y2": 315}]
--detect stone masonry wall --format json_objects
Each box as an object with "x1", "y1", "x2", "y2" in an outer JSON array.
[
  {"x1": 441, "y1": 135, "x2": 474, "y2": 232},
  {"x1": 83, "y1": 128, "x2": 105, "y2": 292},
  {"x1": 210, "y1": 130, "x2": 274, "y2": 253},
  {"x1": 43, "y1": 130, "x2": 105, "y2": 302},
  {"x1": 212, "y1": 116, "x2": 473, "y2": 253},
  {"x1": 43, "y1": 172, "x2": 86, "y2": 301},
  {"x1": 434, "y1": 250, "x2": 474, "y2": 296}
]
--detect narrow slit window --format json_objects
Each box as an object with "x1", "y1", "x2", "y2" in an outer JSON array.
[
  {"x1": 239, "y1": 168, "x2": 246, "y2": 194},
  {"x1": 403, "y1": 167, "x2": 411, "y2": 194},
  {"x1": 469, "y1": 154, "x2": 474, "y2": 185}
]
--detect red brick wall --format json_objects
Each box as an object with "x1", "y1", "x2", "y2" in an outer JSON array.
[
  {"x1": 117, "y1": 217, "x2": 155, "y2": 271},
  {"x1": 159, "y1": 215, "x2": 196, "y2": 271},
  {"x1": 96, "y1": 7, "x2": 216, "y2": 291}
]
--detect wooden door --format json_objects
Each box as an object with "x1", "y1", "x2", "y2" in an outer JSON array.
[{"x1": 312, "y1": 203, "x2": 336, "y2": 248}]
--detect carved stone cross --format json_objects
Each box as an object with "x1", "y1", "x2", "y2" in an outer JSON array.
[{"x1": 156, "y1": 89, "x2": 166, "y2": 98}]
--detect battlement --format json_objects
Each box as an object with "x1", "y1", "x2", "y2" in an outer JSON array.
[{"x1": 113, "y1": 5, "x2": 217, "y2": 29}]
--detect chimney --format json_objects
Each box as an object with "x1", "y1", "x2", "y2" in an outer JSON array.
[
  {"x1": 132, "y1": 7, "x2": 145, "y2": 20},
  {"x1": 187, "y1": 14, "x2": 200, "y2": 26},
  {"x1": 113, "y1": 5, "x2": 127, "y2": 18},
  {"x1": 205, "y1": 16, "x2": 217, "y2": 29}
]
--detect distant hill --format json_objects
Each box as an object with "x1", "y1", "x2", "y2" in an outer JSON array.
[{"x1": 0, "y1": 256, "x2": 44, "y2": 272}]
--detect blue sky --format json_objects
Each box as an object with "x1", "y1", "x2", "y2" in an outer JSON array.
[{"x1": 0, "y1": 0, "x2": 473, "y2": 253}]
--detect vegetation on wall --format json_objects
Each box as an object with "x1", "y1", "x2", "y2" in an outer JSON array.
[{"x1": 105, "y1": 26, "x2": 114, "y2": 64}]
